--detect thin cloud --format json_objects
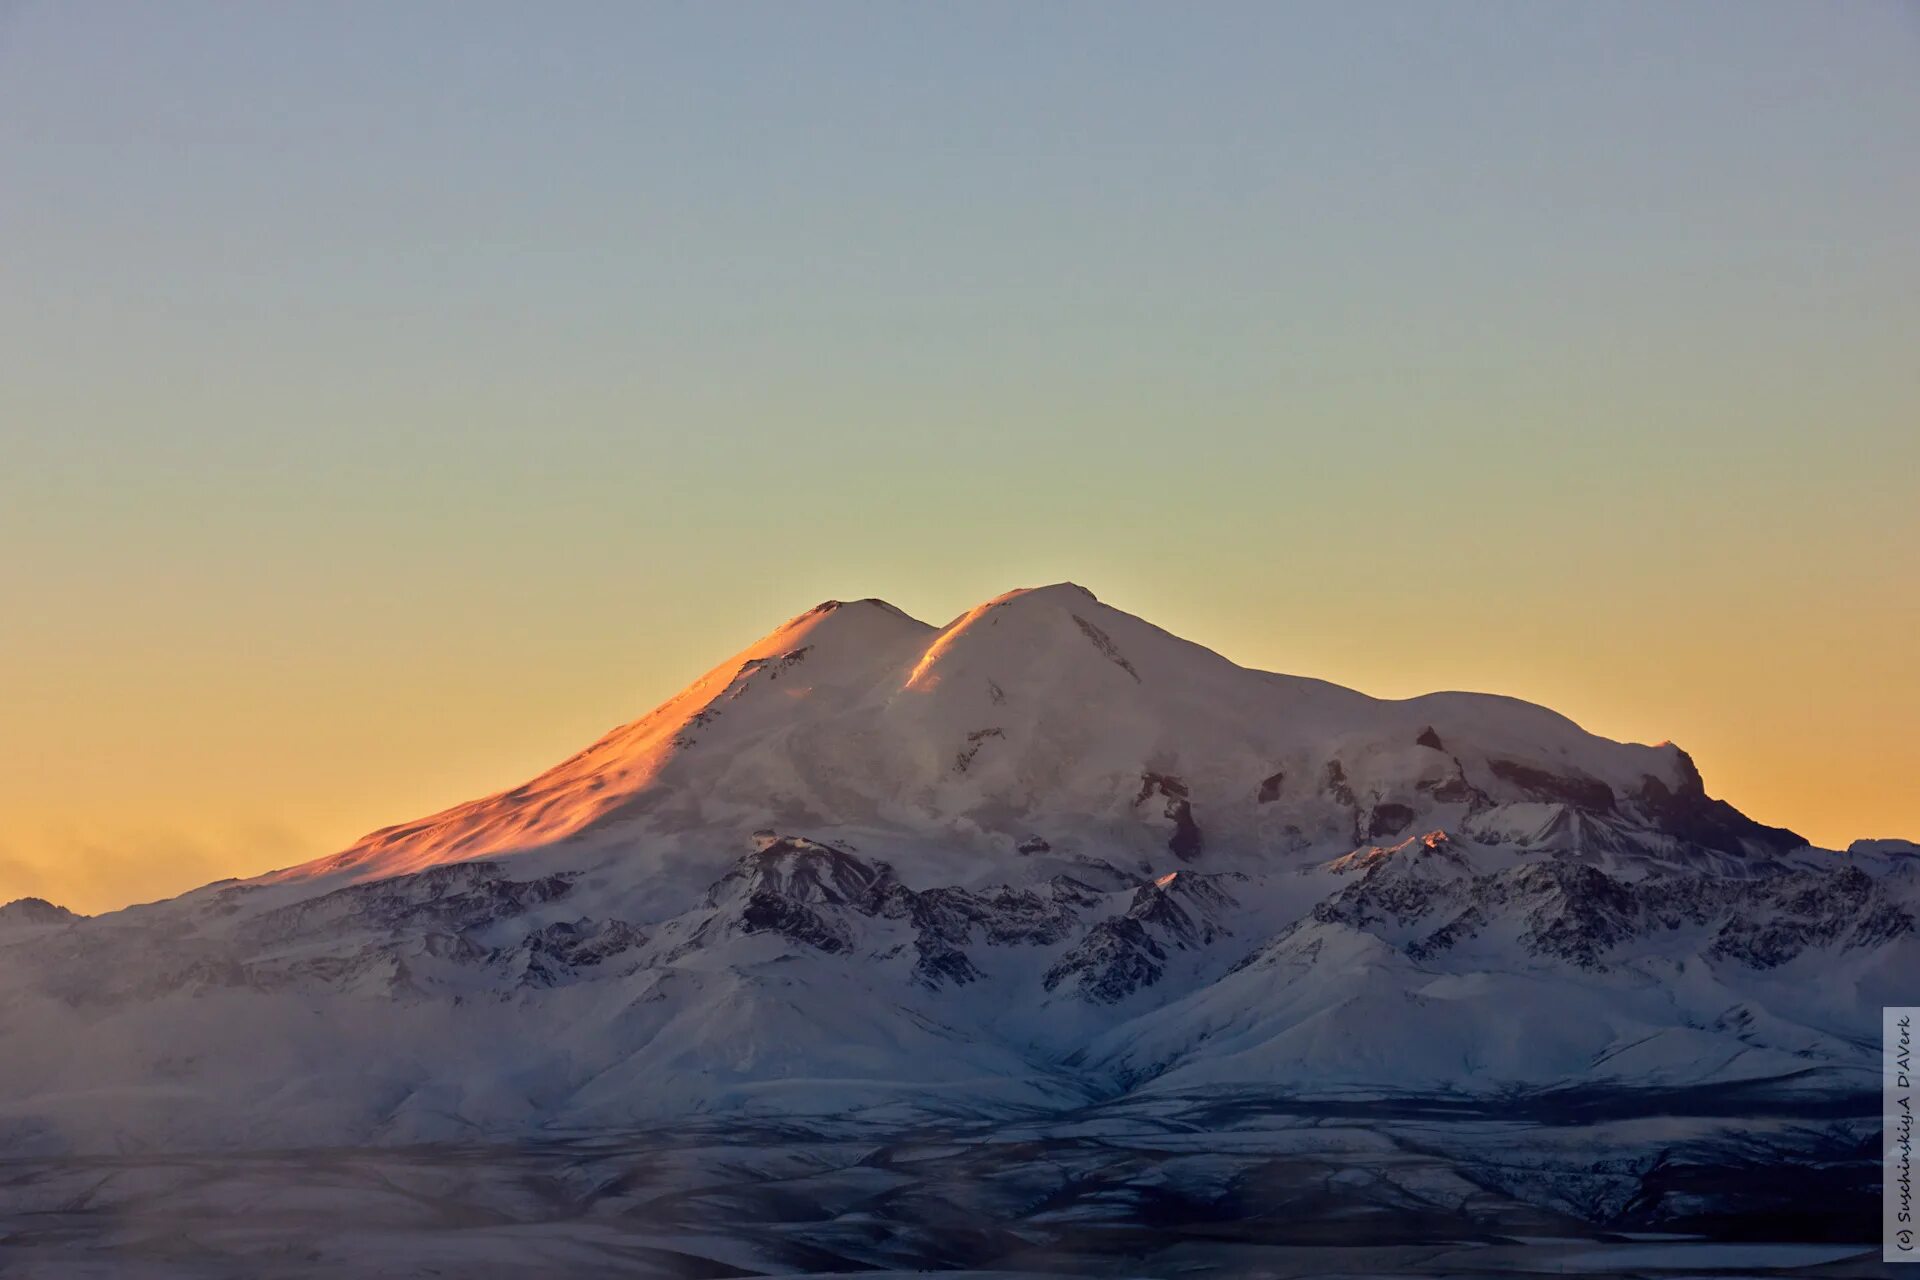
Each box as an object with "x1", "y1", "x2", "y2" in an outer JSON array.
[{"x1": 0, "y1": 825, "x2": 311, "y2": 915}]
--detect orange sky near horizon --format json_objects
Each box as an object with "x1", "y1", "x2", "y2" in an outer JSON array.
[{"x1": 5, "y1": 562, "x2": 1916, "y2": 916}]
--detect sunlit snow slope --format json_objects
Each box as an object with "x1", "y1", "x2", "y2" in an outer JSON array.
[{"x1": 265, "y1": 583, "x2": 1799, "y2": 892}]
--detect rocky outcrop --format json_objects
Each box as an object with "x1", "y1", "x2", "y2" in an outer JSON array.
[
  {"x1": 1044, "y1": 918, "x2": 1166, "y2": 1003},
  {"x1": 1705, "y1": 866, "x2": 1912, "y2": 967},
  {"x1": 1124, "y1": 871, "x2": 1241, "y2": 949},
  {"x1": 738, "y1": 891, "x2": 851, "y2": 953},
  {"x1": 1632, "y1": 749, "x2": 1806, "y2": 858},
  {"x1": 0, "y1": 898, "x2": 82, "y2": 929},
  {"x1": 1317, "y1": 831, "x2": 1475, "y2": 932},
  {"x1": 1040, "y1": 871, "x2": 1243, "y2": 1003},
  {"x1": 237, "y1": 862, "x2": 575, "y2": 947},
  {"x1": 502, "y1": 918, "x2": 646, "y2": 987},
  {"x1": 1487, "y1": 759, "x2": 1616, "y2": 814},
  {"x1": 1071, "y1": 613, "x2": 1141, "y2": 682},
  {"x1": 713, "y1": 836, "x2": 894, "y2": 908},
  {"x1": 1135, "y1": 773, "x2": 1203, "y2": 861},
  {"x1": 1376, "y1": 855, "x2": 1917, "y2": 972},
  {"x1": 1366, "y1": 802, "x2": 1416, "y2": 840},
  {"x1": 696, "y1": 836, "x2": 1084, "y2": 988}
]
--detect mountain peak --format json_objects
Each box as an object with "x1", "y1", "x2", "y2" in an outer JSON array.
[
  {"x1": 0, "y1": 898, "x2": 82, "y2": 929},
  {"x1": 772, "y1": 596, "x2": 933, "y2": 646},
  {"x1": 983, "y1": 582, "x2": 1099, "y2": 607},
  {"x1": 251, "y1": 581, "x2": 1825, "y2": 894},
  {"x1": 906, "y1": 582, "x2": 1144, "y2": 692},
  {"x1": 792, "y1": 595, "x2": 923, "y2": 624}
]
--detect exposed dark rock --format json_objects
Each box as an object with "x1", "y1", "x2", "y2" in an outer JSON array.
[
  {"x1": 1633, "y1": 749, "x2": 1805, "y2": 858},
  {"x1": 1320, "y1": 760, "x2": 1365, "y2": 843},
  {"x1": 1071, "y1": 614, "x2": 1141, "y2": 682},
  {"x1": 241, "y1": 863, "x2": 575, "y2": 947},
  {"x1": 507, "y1": 918, "x2": 645, "y2": 987},
  {"x1": 709, "y1": 837, "x2": 893, "y2": 908},
  {"x1": 1125, "y1": 872, "x2": 1240, "y2": 949},
  {"x1": 1706, "y1": 866, "x2": 1912, "y2": 967},
  {"x1": 975, "y1": 886, "x2": 1080, "y2": 946},
  {"x1": 1047, "y1": 875, "x2": 1106, "y2": 907},
  {"x1": 671, "y1": 646, "x2": 814, "y2": 745},
  {"x1": 1134, "y1": 772, "x2": 1190, "y2": 803},
  {"x1": 739, "y1": 891, "x2": 848, "y2": 953},
  {"x1": 1165, "y1": 800, "x2": 1203, "y2": 860},
  {"x1": 1367, "y1": 803, "x2": 1416, "y2": 840},
  {"x1": 1488, "y1": 759, "x2": 1616, "y2": 813},
  {"x1": 67, "y1": 864, "x2": 651, "y2": 1001},
  {"x1": 1043, "y1": 918, "x2": 1166, "y2": 1002},
  {"x1": 713, "y1": 851, "x2": 1081, "y2": 990},
  {"x1": 1038, "y1": 872, "x2": 1241, "y2": 1003},
  {"x1": 1418, "y1": 767, "x2": 1490, "y2": 807},
  {"x1": 1392, "y1": 856, "x2": 1914, "y2": 974},
  {"x1": 1416, "y1": 726, "x2": 1445, "y2": 751},
  {"x1": 1506, "y1": 862, "x2": 1640, "y2": 969},
  {"x1": 1407, "y1": 906, "x2": 1487, "y2": 962},
  {"x1": 1315, "y1": 846, "x2": 1471, "y2": 932},
  {"x1": 1135, "y1": 773, "x2": 1203, "y2": 861},
  {"x1": 0, "y1": 898, "x2": 82, "y2": 928},
  {"x1": 1256, "y1": 771, "x2": 1285, "y2": 804},
  {"x1": 736, "y1": 646, "x2": 810, "y2": 683},
  {"x1": 1016, "y1": 835, "x2": 1051, "y2": 854},
  {"x1": 859, "y1": 879, "x2": 916, "y2": 920},
  {"x1": 955, "y1": 727, "x2": 1004, "y2": 773},
  {"x1": 912, "y1": 938, "x2": 984, "y2": 988},
  {"x1": 904, "y1": 885, "x2": 1075, "y2": 949}
]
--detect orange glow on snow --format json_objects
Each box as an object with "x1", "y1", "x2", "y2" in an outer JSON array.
[{"x1": 904, "y1": 601, "x2": 997, "y2": 690}]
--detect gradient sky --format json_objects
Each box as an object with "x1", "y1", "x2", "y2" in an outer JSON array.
[{"x1": 4, "y1": 2, "x2": 1917, "y2": 913}]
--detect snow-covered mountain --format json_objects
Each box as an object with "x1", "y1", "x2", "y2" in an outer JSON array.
[{"x1": 0, "y1": 583, "x2": 1911, "y2": 1212}]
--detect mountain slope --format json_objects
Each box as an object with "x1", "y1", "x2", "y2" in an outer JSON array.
[
  {"x1": 0, "y1": 583, "x2": 1905, "y2": 1169},
  {"x1": 260, "y1": 582, "x2": 1801, "y2": 898}
]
